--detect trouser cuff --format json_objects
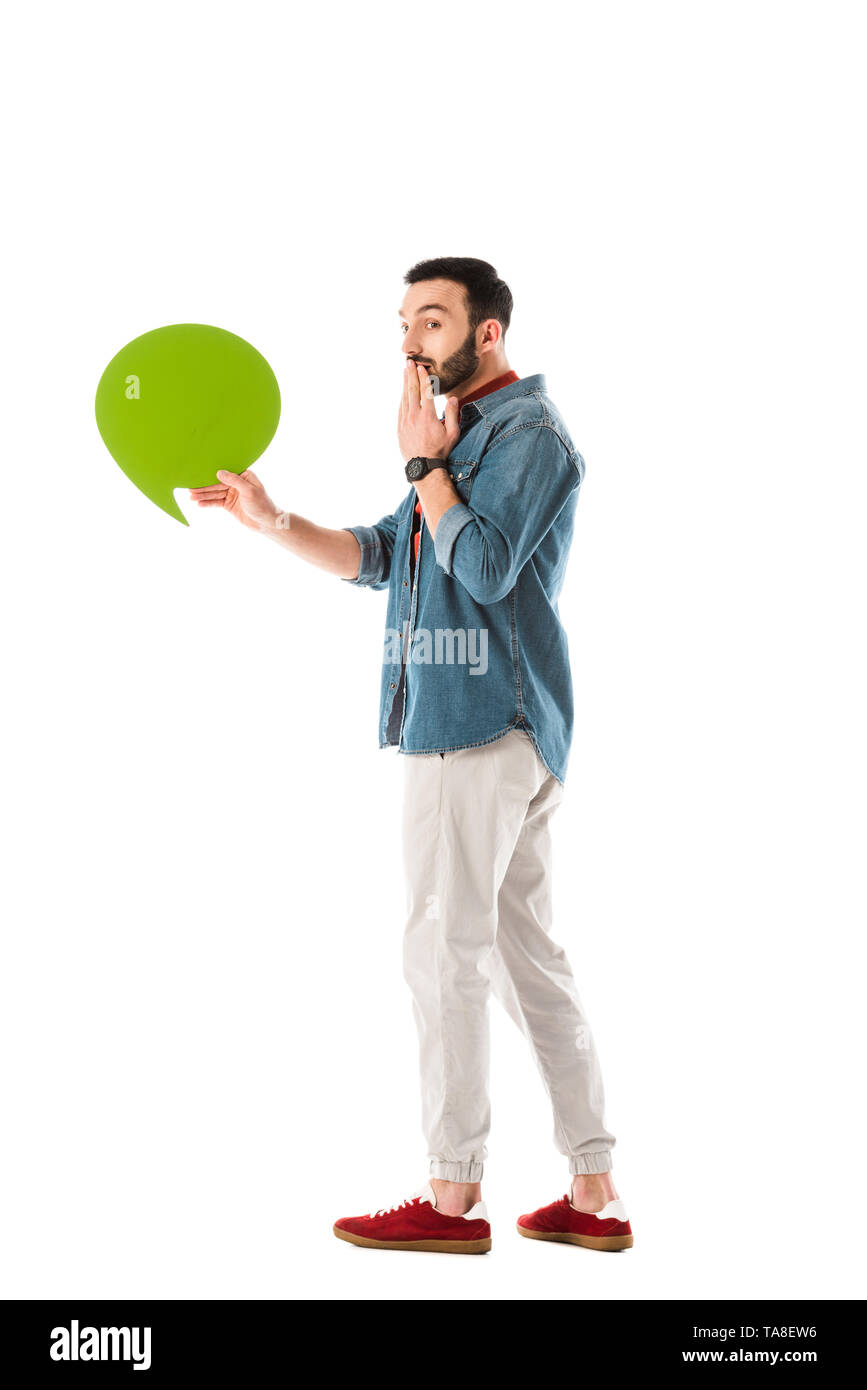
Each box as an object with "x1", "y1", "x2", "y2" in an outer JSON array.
[
  {"x1": 429, "y1": 1159, "x2": 484, "y2": 1182},
  {"x1": 569, "y1": 1152, "x2": 613, "y2": 1175}
]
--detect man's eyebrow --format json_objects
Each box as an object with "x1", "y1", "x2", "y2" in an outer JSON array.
[{"x1": 397, "y1": 304, "x2": 451, "y2": 318}]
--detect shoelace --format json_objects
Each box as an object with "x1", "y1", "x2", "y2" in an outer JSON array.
[{"x1": 369, "y1": 1189, "x2": 427, "y2": 1218}]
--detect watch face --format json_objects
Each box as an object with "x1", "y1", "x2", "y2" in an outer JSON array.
[{"x1": 406, "y1": 458, "x2": 424, "y2": 481}]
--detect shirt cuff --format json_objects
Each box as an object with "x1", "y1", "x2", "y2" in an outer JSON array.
[
  {"x1": 340, "y1": 525, "x2": 387, "y2": 587},
  {"x1": 433, "y1": 501, "x2": 474, "y2": 576}
]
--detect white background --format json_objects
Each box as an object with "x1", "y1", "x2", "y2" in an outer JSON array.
[{"x1": 2, "y1": 0, "x2": 865, "y2": 1302}]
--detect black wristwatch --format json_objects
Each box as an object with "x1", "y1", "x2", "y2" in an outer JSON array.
[{"x1": 405, "y1": 456, "x2": 450, "y2": 483}]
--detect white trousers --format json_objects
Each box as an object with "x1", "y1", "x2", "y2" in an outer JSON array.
[{"x1": 401, "y1": 728, "x2": 617, "y2": 1182}]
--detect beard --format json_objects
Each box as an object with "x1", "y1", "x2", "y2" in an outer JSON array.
[{"x1": 421, "y1": 327, "x2": 480, "y2": 396}]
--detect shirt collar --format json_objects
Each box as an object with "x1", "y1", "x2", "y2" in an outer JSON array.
[
  {"x1": 457, "y1": 370, "x2": 520, "y2": 410},
  {"x1": 458, "y1": 372, "x2": 547, "y2": 420}
]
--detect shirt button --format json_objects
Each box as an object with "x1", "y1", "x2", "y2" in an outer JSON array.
[
  {"x1": 403, "y1": 580, "x2": 408, "y2": 586},
  {"x1": 390, "y1": 682, "x2": 396, "y2": 689}
]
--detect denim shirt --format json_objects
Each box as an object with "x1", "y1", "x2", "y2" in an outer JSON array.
[{"x1": 342, "y1": 373, "x2": 585, "y2": 784}]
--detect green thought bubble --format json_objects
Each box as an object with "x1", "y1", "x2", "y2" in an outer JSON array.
[{"x1": 95, "y1": 323, "x2": 281, "y2": 524}]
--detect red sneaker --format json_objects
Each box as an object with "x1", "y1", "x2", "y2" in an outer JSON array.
[
  {"x1": 333, "y1": 1181, "x2": 491, "y2": 1254},
  {"x1": 517, "y1": 1194, "x2": 633, "y2": 1250}
]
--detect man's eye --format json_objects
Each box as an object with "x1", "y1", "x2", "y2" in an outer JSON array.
[
  {"x1": 400, "y1": 325, "x2": 408, "y2": 334},
  {"x1": 426, "y1": 321, "x2": 440, "y2": 329}
]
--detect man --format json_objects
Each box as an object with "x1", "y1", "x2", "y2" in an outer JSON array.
[{"x1": 190, "y1": 257, "x2": 633, "y2": 1255}]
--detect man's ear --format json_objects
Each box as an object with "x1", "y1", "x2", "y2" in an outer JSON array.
[{"x1": 478, "y1": 318, "x2": 503, "y2": 352}]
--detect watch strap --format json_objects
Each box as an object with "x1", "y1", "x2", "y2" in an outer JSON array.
[{"x1": 405, "y1": 456, "x2": 450, "y2": 481}]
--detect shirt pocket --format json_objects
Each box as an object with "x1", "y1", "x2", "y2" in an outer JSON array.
[{"x1": 446, "y1": 457, "x2": 479, "y2": 501}]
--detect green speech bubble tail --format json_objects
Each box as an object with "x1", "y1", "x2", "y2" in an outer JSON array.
[
  {"x1": 110, "y1": 453, "x2": 191, "y2": 525},
  {"x1": 156, "y1": 486, "x2": 190, "y2": 526}
]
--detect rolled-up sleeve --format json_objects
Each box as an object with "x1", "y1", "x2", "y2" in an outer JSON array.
[
  {"x1": 435, "y1": 424, "x2": 583, "y2": 604},
  {"x1": 340, "y1": 506, "x2": 402, "y2": 590},
  {"x1": 432, "y1": 501, "x2": 475, "y2": 577}
]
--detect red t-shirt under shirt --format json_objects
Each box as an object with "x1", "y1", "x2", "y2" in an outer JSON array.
[{"x1": 411, "y1": 370, "x2": 520, "y2": 568}]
